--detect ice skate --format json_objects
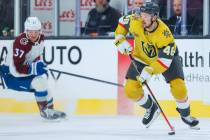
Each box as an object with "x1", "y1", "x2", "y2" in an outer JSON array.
[
  {"x1": 181, "y1": 116, "x2": 200, "y2": 130},
  {"x1": 40, "y1": 108, "x2": 67, "y2": 121},
  {"x1": 142, "y1": 102, "x2": 160, "y2": 128}
]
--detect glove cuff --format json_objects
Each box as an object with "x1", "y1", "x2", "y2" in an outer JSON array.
[
  {"x1": 28, "y1": 62, "x2": 37, "y2": 75},
  {"x1": 143, "y1": 66, "x2": 154, "y2": 75}
]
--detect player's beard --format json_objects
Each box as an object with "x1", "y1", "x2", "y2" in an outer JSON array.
[{"x1": 96, "y1": 4, "x2": 108, "y2": 13}]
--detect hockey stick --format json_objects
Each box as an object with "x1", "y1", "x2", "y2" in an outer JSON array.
[
  {"x1": 49, "y1": 68, "x2": 124, "y2": 87},
  {"x1": 129, "y1": 54, "x2": 175, "y2": 135}
]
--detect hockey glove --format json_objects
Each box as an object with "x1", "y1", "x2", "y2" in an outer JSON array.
[
  {"x1": 0, "y1": 64, "x2": 9, "y2": 76},
  {"x1": 114, "y1": 35, "x2": 132, "y2": 55},
  {"x1": 137, "y1": 66, "x2": 153, "y2": 83},
  {"x1": 28, "y1": 61, "x2": 47, "y2": 76}
]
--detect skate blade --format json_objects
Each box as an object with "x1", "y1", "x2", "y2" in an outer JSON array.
[
  {"x1": 145, "y1": 109, "x2": 161, "y2": 128},
  {"x1": 189, "y1": 125, "x2": 200, "y2": 130},
  {"x1": 42, "y1": 117, "x2": 62, "y2": 122},
  {"x1": 60, "y1": 116, "x2": 68, "y2": 121},
  {"x1": 41, "y1": 116, "x2": 67, "y2": 122}
]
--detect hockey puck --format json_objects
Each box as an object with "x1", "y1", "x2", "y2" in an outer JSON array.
[{"x1": 168, "y1": 131, "x2": 175, "y2": 135}]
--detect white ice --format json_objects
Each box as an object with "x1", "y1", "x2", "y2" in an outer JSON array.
[{"x1": 0, "y1": 114, "x2": 209, "y2": 140}]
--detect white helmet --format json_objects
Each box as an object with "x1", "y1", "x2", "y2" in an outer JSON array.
[{"x1": 24, "y1": 17, "x2": 41, "y2": 31}]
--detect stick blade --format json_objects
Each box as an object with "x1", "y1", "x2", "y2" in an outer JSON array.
[
  {"x1": 168, "y1": 127, "x2": 175, "y2": 135},
  {"x1": 168, "y1": 131, "x2": 175, "y2": 135}
]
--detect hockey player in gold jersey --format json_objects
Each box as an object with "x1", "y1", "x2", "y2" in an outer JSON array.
[{"x1": 114, "y1": 2, "x2": 199, "y2": 128}]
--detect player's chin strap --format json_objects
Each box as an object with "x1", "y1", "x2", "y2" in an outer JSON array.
[{"x1": 128, "y1": 54, "x2": 175, "y2": 135}]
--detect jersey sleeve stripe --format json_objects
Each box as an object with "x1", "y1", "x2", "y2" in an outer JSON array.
[
  {"x1": 118, "y1": 23, "x2": 128, "y2": 31},
  {"x1": 157, "y1": 59, "x2": 169, "y2": 69},
  {"x1": 159, "y1": 58, "x2": 172, "y2": 67}
]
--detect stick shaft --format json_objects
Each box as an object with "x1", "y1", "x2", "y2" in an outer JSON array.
[
  {"x1": 144, "y1": 82, "x2": 174, "y2": 131},
  {"x1": 49, "y1": 69, "x2": 124, "y2": 87}
]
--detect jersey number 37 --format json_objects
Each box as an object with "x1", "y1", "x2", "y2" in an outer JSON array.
[{"x1": 14, "y1": 48, "x2": 25, "y2": 58}]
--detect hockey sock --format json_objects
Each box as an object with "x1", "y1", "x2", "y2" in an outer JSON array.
[
  {"x1": 137, "y1": 94, "x2": 152, "y2": 109},
  {"x1": 34, "y1": 91, "x2": 48, "y2": 111},
  {"x1": 176, "y1": 97, "x2": 190, "y2": 117},
  {"x1": 47, "y1": 98, "x2": 54, "y2": 109}
]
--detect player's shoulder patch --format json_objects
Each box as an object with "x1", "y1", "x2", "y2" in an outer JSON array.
[
  {"x1": 15, "y1": 33, "x2": 29, "y2": 46},
  {"x1": 162, "y1": 29, "x2": 172, "y2": 38},
  {"x1": 119, "y1": 15, "x2": 131, "y2": 25},
  {"x1": 20, "y1": 37, "x2": 29, "y2": 45},
  {"x1": 157, "y1": 19, "x2": 173, "y2": 39}
]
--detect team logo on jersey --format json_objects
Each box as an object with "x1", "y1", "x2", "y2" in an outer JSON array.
[
  {"x1": 141, "y1": 42, "x2": 156, "y2": 58},
  {"x1": 20, "y1": 38, "x2": 28, "y2": 45},
  {"x1": 163, "y1": 30, "x2": 171, "y2": 38}
]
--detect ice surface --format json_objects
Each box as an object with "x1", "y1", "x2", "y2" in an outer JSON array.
[{"x1": 0, "y1": 114, "x2": 209, "y2": 140}]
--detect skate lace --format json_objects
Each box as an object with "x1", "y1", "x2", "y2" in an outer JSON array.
[{"x1": 144, "y1": 108, "x2": 152, "y2": 119}]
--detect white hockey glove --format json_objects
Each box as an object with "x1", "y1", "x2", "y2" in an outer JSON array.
[
  {"x1": 114, "y1": 35, "x2": 132, "y2": 55},
  {"x1": 137, "y1": 66, "x2": 153, "y2": 83},
  {"x1": 25, "y1": 41, "x2": 44, "y2": 64},
  {"x1": 118, "y1": 40, "x2": 132, "y2": 55}
]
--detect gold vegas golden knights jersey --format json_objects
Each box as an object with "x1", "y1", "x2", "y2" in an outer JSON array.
[{"x1": 115, "y1": 15, "x2": 177, "y2": 74}]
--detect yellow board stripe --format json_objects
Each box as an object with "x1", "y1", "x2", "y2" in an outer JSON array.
[
  {"x1": 0, "y1": 98, "x2": 65, "y2": 113},
  {"x1": 0, "y1": 98, "x2": 210, "y2": 117},
  {"x1": 76, "y1": 99, "x2": 210, "y2": 117},
  {"x1": 75, "y1": 99, "x2": 117, "y2": 115}
]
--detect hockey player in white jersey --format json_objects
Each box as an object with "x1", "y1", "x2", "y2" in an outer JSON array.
[{"x1": 0, "y1": 17, "x2": 66, "y2": 120}]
